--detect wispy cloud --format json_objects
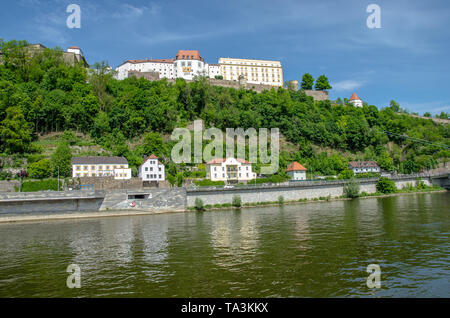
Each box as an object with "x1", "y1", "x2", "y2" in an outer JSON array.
[{"x1": 332, "y1": 79, "x2": 366, "y2": 92}]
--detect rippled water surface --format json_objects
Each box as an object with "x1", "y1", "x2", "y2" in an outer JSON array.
[{"x1": 0, "y1": 193, "x2": 449, "y2": 297}]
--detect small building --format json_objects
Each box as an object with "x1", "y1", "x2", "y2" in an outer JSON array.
[
  {"x1": 348, "y1": 161, "x2": 380, "y2": 174},
  {"x1": 349, "y1": 92, "x2": 363, "y2": 107},
  {"x1": 206, "y1": 158, "x2": 256, "y2": 184},
  {"x1": 286, "y1": 162, "x2": 307, "y2": 180},
  {"x1": 139, "y1": 155, "x2": 165, "y2": 182},
  {"x1": 72, "y1": 157, "x2": 131, "y2": 179}
]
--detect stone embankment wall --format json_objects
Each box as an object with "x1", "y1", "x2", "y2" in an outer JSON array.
[{"x1": 186, "y1": 177, "x2": 434, "y2": 207}]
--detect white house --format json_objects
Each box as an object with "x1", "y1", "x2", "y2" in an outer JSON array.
[
  {"x1": 286, "y1": 162, "x2": 307, "y2": 180},
  {"x1": 206, "y1": 158, "x2": 256, "y2": 184},
  {"x1": 349, "y1": 92, "x2": 363, "y2": 107},
  {"x1": 139, "y1": 155, "x2": 165, "y2": 182},
  {"x1": 71, "y1": 157, "x2": 131, "y2": 179},
  {"x1": 348, "y1": 161, "x2": 380, "y2": 174}
]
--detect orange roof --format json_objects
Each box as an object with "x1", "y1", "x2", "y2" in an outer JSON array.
[
  {"x1": 206, "y1": 158, "x2": 251, "y2": 165},
  {"x1": 148, "y1": 154, "x2": 158, "y2": 159},
  {"x1": 286, "y1": 162, "x2": 307, "y2": 172},
  {"x1": 175, "y1": 50, "x2": 204, "y2": 62},
  {"x1": 68, "y1": 46, "x2": 80, "y2": 49},
  {"x1": 349, "y1": 92, "x2": 361, "y2": 101}
]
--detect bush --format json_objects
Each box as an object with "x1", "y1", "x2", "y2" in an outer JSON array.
[
  {"x1": 232, "y1": 195, "x2": 242, "y2": 208},
  {"x1": 376, "y1": 177, "x2": 397, "y2": 194},
  {"x1": 278, "y1": 195, "x2": 285, "y2": 205},
  {"x1": 344, "y1": 179, "x2": 360, "y2": 198},
  {"x1": 18, "y1": 179, "x2": 62, "y2": 192},
  {"x1": 338, "y1": 169, "x2": 354, "y2": 180},
  {"x1": 194, "y1": 180, "x2": 225, "y2": 187},
  {"x1": 60, "y1": 130, "x2": 79, "y2": 145},
  {"x1": 28, "y1": 159, "x2": 52, "y2": 179},
  {"x1": 194, "y1": 198, "x2": 204, "y2": 211}
]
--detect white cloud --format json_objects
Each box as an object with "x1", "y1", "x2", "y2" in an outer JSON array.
[{"x1": 332, "y1": 80, "x2": 365, "y2": 92}]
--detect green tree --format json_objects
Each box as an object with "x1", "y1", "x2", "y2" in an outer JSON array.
[
  {"x1": 301, "y1": 73, "x2": 314, "y2": 90},
  {"x1": 194, "y1": 198, "x2": 204, "y2": 211},
  {"x1": 142, "y1": 132, "x2": 165, "y2": 157},
  {"x1": 343, "y1": 179, "x2": 360, "y2": 198},
  {"x1": 389, "y1": 100, "x2": 400, "y2": 112},
  {"x1": 51, "y1": 142, "x2": 72, "y2": 177},
  {"x1": 0, "y1": 106, "x2": 32, "y2": 153},
  {"x1": 338, "y1": 169, "x2": 355, "y2": 180},
  {"x1": 376, "y1": 177, "x2": 397, "y2": 194},
  {"x1": 314, "y1": 75, "x2": 332, "y2": 91},
  {"x1": 28, "y1": 159, "x2": 52, "y2": 179}
]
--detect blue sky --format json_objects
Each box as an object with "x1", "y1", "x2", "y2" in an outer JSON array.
[{"x1": 1, "y1": 0, "x2": 450, "y2": 115}]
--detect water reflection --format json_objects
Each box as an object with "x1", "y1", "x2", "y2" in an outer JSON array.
[{"x1": 0, "y1": 192, "x2": 448, "y2": 297}]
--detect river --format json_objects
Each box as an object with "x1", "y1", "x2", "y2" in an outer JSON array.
[{"x1": 0, "y1": 192, "x2": 448, "y2": 298}]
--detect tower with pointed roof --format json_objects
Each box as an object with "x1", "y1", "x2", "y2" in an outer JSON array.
[{"x1": 349, "y1": 92, "x2": 363, "y2": 107}]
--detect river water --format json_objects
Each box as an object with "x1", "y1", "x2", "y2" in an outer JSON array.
[{"x1": 0, "y1": 193, "x2": 448, "y2": 298}]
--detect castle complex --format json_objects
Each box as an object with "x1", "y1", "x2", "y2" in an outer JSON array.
[{"x1": 115, "y1": 50, "x2": 283, "y2": 87}]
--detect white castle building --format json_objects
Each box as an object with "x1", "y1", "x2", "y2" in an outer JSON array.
[
  {"x1": 115, "y1": 50, "x2": 283, "y2": 86},
  {"x1": 138, "y1": 155, "x2": 165, "y2": 183},
  {"x1": 349, "y1": 92, "x2": 363, "y2": 107}
]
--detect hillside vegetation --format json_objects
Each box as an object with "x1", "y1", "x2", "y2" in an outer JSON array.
[{"x1": 0, "y1": 40, "x2": 449, "y2": 180}]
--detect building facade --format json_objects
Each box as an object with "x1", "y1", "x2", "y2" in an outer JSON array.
[
  {"x1": 71, "y1": 157, "x2": 131, "y2": 179},
  {"x1": 349, "y1": 92, "x2": 363, "y2": 107},
  {"x1": 348, "y1": 161, "x2": 380, "y2": 174},
  {"x1": 139, "y1": 155, "x2": 165, "y2": 182},
  {"x1": 218, "y1": 57, "x2": 283, "y2": 87},
  {"x1": 115, "y1": 50, "x2": 283, "y2": 87},
  {"x1": 206, "y1": 158, "x2": 256, "y2": 184},
  {"x1": 286, "y1": 162, "x2": 307, "y2": 180}
]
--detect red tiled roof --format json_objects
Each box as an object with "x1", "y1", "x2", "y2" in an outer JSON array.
[
  {"x1": 348, "y1": 161, "x2": 379, "y2": 168},
  {"x1": 286, "y1": 162, "x2": 307, "y2": 172},
  {"x1": 350, "y1": 92, "x2": 361, "y2": 101},
  {"x1": 68, "y1": 46, "x2": 80, "y2": 49},
  {"x1": 206, "y1": 158, "x2": 251, "y2": 165},
  {"x1": 175, "y1": 50, "x2": 204, "y2": 62},
  {"x1": 148, "y1": 154, "x2": 158, "y2": 159}
]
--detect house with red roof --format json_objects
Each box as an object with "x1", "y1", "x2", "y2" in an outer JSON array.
[
  {"x1": 139, "y1": 155, "x2": 165, "y2": 183},
  {"x1": 286, "y1": 162, "x2": 307, "y2": 180},
  {"x1": 206, "y1": 157, "x2": 256, "y2": 184},
  {"x1": 349, "y1": 92, "x2": 363, "y2": 107}
]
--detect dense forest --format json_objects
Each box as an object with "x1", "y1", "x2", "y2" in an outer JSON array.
[{"x1": 0, "y1": 40, "x2": 449, "y2": 180}]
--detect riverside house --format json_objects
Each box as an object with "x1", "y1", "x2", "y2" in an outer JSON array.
[
  {"x1": 348, "y1": 161, "x2": 380, "y2": 175},
  {"x1": 72, "y1": 156, "x2": 132, "y2": 180},
  {"x1": 138, "y1": 155, "x2": 165, "y2": 183},
  {"x1": 206, "y1": 158, "x2": 256, "y2": 184},
  {"x1": 286, "y1": 162, "x2": 307, "y2": 180}
]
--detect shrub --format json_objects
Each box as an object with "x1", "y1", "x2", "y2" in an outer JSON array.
[
  {"x1": 376, "y1": 177, "x2": 397, "y2": 194},
  {"x1": 19, "y1": 179, "x2": 62, "y2": 192},
  {"x1": 194, "y1": 180, "x2": 225, "y2": 187},
  {"x1": 194, "y1": 198, "x2": 204, "y2": 211},
  {"x1": 278, "y1": 195, "x2": 285, "y2": 205},
  {"x1": 338, "y1": 169, "x2": 354, "y2": 180},
  {"x1": 232, "y1": 195, "x2": 242, "y2": 208},
  {"x1": 344, "y1": 179, "x2": 360, "y2": 198},
  {"x1": 28, "y1": 159, "x2": 52, "y2": 179}
]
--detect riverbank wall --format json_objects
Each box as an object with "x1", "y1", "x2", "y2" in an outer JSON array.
[
  {"x1": 186, "y1": 176, "x2": 435, "y2": 207},
  {"x1": 0, "y1": 174, "x2": 445, "y2": 217}
]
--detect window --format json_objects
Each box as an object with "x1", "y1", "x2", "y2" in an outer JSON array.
[
  {"x1": 159, "y1": 175, "x2": 162, "y2": 179},
  {"x1": 145, "y1": 167, "x2": 148, "y2": 172},
  {"x1": 91, "y1": 166, "x2": 96, "y2": 170},
  {"x1": 76, "y1": 166, "x2": 81, "y2": 171},
  {"x1": 99, "y1": 166, "x2": 103, "y2": 170},
  {"x1": 146, "y1": 174, "x2": 150, "y2": 179},
  {"x1": 84, "y1": 166, "x2": 88, "y2": 171},
  {"x1": 159, "y1": 167, "x2": 162, "y2": 171},
  {"x1": 106, "y1": 166, "x2": 110, "y2": 170},
  {"x1": 150, "y1": 167, "x2": 153, "y2": 171}
]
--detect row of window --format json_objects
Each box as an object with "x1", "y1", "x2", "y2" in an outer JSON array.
[
  {"x1": 213, "y1": 166, "x2": 250, "y2": 172},
  {"x1": 75, "y1": 165, "x2": 126, "y2": 171},
  {"x1": 144, "y1": 166, "x2": 162, "y2": 172},
  {"x1": 145, "y1": 174, "x2": 163, "y2": 179},
  {"x1": 75, "y1": 173, "x2": 127, "y2": 177},
  {"x1": 213, "y1": 173, "x2": 251, "y2": 178}
]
